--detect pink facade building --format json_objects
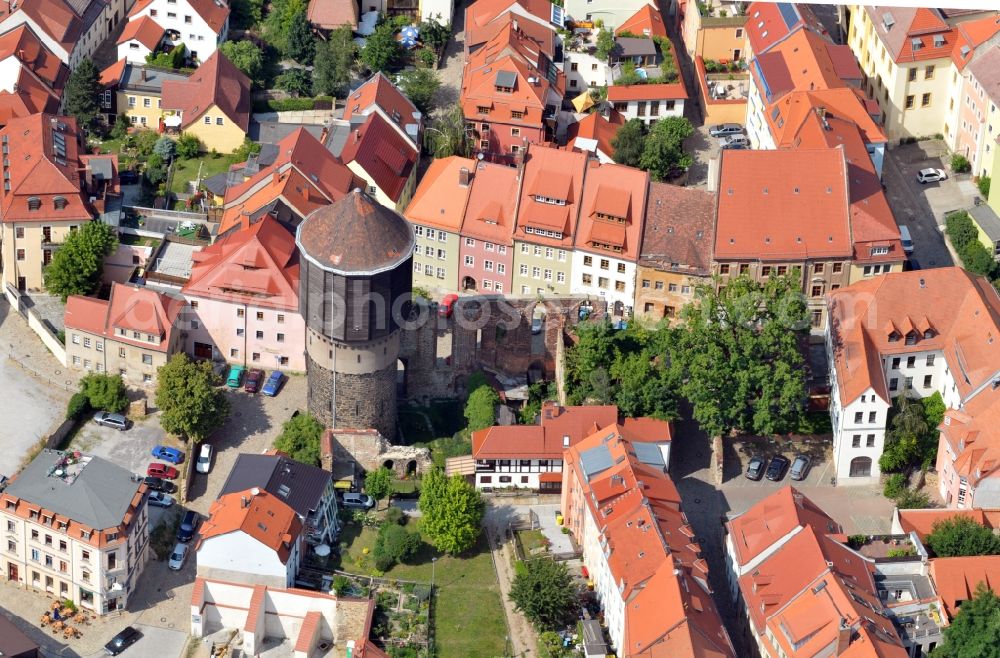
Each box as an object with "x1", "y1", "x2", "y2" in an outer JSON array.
[
  {"x1": 457, "y1": 161, "x2": 520, "y2": 294},
  {"x1": 182, "y1": 215, "x2": 306, "y2": 371}
]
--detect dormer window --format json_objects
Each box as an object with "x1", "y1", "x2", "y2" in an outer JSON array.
[
  {"x1": 923, "y1": 329, "x2": 935, "y2": 339},
  {"x1": 888, "y1": 331, "x2": 901, "y2": 342},
  {"x1": 905, "y1": 331, "x2": 918, "y2": 346},
  {"x1": 27, "y1": 197, "x2": 40, "y2": 211},
  {"x1": 911, "y1": 38, "x2": 922, "y2": 51},
  {"x1": 595, "y1": 212, "x2": 626, "y2": 224},
  {"x1": 533, "y1": 195, "x2": 566, "y2": 206},
  {"x1": 53, "y1": 196, "x2": 67, "y2": 210},
  {"x1": 870, "y1": 246, "x2": 889, "y2": 256}
]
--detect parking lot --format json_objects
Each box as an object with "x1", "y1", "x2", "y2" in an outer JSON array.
[
  {"x1": 881, "y1": 140, "x2": 982, "y2": 270},
  {"x1": 725, "y1": 438, "x2": 834, "y2": 488}
]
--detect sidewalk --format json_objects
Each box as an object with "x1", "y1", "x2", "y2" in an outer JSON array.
[{"x1": 485, "y1": 509, "x2": 538, "y2": 657}]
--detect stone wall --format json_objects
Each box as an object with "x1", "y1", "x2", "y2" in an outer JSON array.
[
  {"x1": 321, "y1": 429, "x2": 432, "y2": 479},
  {"x1": 307, "y1": 355, "x2": 398, "y2": 440}
]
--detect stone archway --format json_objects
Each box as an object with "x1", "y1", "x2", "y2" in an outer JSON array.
[{"x1": 462, "y1": 276, "x2": 477, "y2": 291}]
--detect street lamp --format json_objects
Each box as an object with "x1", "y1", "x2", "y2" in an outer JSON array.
[{"x1": 431, "y1": 556, "x2": 438, "y2": 589}]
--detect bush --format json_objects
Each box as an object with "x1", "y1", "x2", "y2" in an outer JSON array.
[
  {"x1": 80, "y1": 373, "x2": 129, "y2": 413},
  {"x1": 951, "y1": 153, "x2": 972, "y2": 173},
  {"x1": 979, "y1": 176, "x2": 992, "y2": 199},
  {"x1": 895, "y1": 489, "x2": 931, "y2": 509},
  {"x1": 883, "y1": 473, "x2": 907, "y2": 499},
  {"x1": 946, "y1": 211, "x2": 980, "y2": 252},
  {"x1": 176, "y1": 132, "x2": 202, "y2": 159},
  {"x1": 959, "y1": 239, "x2": 997, "y2": 277},
  {"x1": 251, "y1": 97, "x2": 331, "y2": 113},
  {"x1": 385, "y1": 505, "x2": 406, "y2": 526},
  {"x1": 372, "y1": 523, "x2": 421, "y2": 571},
  {"x1": 66, "y1": 392, "x2": 90, "y2": 420}
]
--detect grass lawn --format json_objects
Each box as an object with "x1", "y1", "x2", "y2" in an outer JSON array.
[
  {"x1": 516, "y1": 529, "x2": 548, "y2": 555},
  {"x1": 338, "y1": 523, "x2": 507, "y2": 657},
  {"x1": 169, "y1": 154, "x2": 233, "y2": 195},
  {"x1": 393, "y1": 479, "x2": 420, "y2": 495},
  {"x1": 119, "y1": 233, "x2": 162, "y2": 248}
]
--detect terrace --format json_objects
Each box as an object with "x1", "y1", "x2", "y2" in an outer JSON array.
[{"x1": 697, "y1": 0, "x2": 746, "y2": 20}]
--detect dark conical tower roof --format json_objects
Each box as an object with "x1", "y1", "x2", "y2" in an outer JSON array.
[{"x1": 295, "y1": 189, "x2": 414, "y2": 276}]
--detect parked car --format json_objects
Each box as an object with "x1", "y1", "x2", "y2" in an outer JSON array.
[
  {"x1": 147, "y1": 491, "x2": 175, "y2": 508},
  {"x1": 118, "y1": 170, "x2": 140, "y2": 185},
  {"x1": 104, "y1": 626, "x2": 142, "y2": 655},
  {"x1": 147, "y1": 462, "x2": 179, "y2": 479},
  {"x1": 745, "y1": 455, "x2": 766, "y2": 481},
  {"x1": 789, "y1": 455, "x2": 812, "y2": 481},
  {"x1": 142, "y1": 477, "x2": 177, "y2": 494},
  {"x1": 168, "y1": 543, "x2": 188, "y2": 570},
  {"x1": 917, "y1": 168, "x2": 947, "y2": 184},
  {"x1": 342, "y1": 492, "x2": 375, "y2": 509},
  {"x1": 709, "y1": 123, "x2": 744, "y2": 137},
  {"x1": 720, "y1": 134, "x2": 750, "y2": 148},
  {"x1": 899, "y1": 225, "x2": 914, "y2": 254},
  {"x1": 177, "y1": 511, "x2": 200, "y2": 543},
  {"x1": 438, "y1": 293, "x2": 459, "y2": 318},
  {"x1": 531, "y1": 317, "x2": 543, "y2": 334},
  {"x1": 151, "y1": 445, "x2": 184, "y2": 464},
  {"x1": 244, "y1": 368, "x2": 264, "y2": 393},
  {"x1": 766, "y1": 455, "x2": 790, "y2": 481},
  {"x1": 93, "y1": 411, "x2": 128, "y2": 431},
  {"x1": 261, "y1": 370, "x2": 285, "y2": 397},
  {"x1": 226, "y1": 365, "x2": 245, "y2": 388},
  {"x1": 196, "y1": 444, "x2": 213, "y2": 474}
]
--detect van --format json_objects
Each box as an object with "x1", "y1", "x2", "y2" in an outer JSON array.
[
  {"x1": 899, "y1": 225, "x2": 914, "y2": 254},
  {"x1": 177, "y1": 511, "x2": 200, "y2": 543}
]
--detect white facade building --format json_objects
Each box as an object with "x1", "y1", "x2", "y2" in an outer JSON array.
[
  {"x1": 570, "y1": 249, "x2": 637, "y2": 316},
  {"x1": 126, "y1": 0, "x2": 229, "y2": 63}
]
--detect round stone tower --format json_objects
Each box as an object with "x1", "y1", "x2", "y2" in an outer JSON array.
[{"x1": 295, "y1": 190, "x2": 414, "y2": 440}]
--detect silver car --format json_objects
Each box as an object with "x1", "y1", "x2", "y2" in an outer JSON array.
[
  {"x1": 709, "y1": 123, "x2": 744, "y2": 137},
  {"x1": 720, "y1": 135, "x2": 750, "y2": 149},
  {"x1": 789, "y1": 455, "x2": 812, "y2": 481},
  {"x1": 93, "y1": 411, "x2": 128, "y2": 431},
  {"x1": 168, "y1": 543, "x2": 188, "y2": 570}
]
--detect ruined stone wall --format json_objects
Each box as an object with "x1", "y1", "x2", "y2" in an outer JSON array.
[
  {"x1": 307, "y1": 355, "x2": 398, "y2": 440},
  {"x1": 321, "y1": 429, "x2": 432, "y2": 478}
]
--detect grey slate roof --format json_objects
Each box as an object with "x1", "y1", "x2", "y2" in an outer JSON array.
[
  {"x1": 579, "y1": 444, "x2": 613, "y2": 481},
  {"x1": 613, "y1": 37, "x2": 657, "y2": 59},
  {"x1": 250, "y1": 121, "x2": 325, "y2": 145},
  {"x1": 219, "y1": 453, "x2": 331, "y2": 518},
  {"x1": 5, "y1": 450, "x2": 140, "y2": 531},
  {"x1": 121, "y1": 64, "x2": 190, "y2": 94},
  {"x1": 971, "y1": 204, "x2": 1000, "y2": 244},
  {"x1": 632, "y1": 441, "x2": 665, "y2": 468}
]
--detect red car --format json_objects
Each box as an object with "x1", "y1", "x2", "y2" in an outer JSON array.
[
  {"x1": 245, "y1": 368, "x2": 264, "y2": 393},
  {"x1": 147, "y1": 462, "x2": 179, "y2": 479},
  {"x1": 438, "y1": 293, "x2": 459, "y2": 318}
]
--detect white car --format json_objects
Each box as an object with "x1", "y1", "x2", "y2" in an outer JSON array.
[
  {"x1": 196, "y1": 444, "x2": 213, "y2": 474},
  {"x1": 168, "y1": 543, "x2": 188, "y2": 570},
  {"x1": 917, "y1": 168, "x2": 947, "y2": 184},
  {"x1": 342, "y1": 493, "x2": 375, "y2": 509}
]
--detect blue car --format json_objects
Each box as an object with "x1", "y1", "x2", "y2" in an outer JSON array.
[
  {"x1": 151, "y1": 445, "x2": 184, "y2": 465},
  {"x1": 261, "y1": 370, "x2": 285, "y2": 397}
]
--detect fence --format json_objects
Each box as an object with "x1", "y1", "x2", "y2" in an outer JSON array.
[
  {"x1": 125, "y1": 205, "x2": 208, "y2": 221},
  {"x1": 4, "y1": 285, "x2": 67, "y2": 367}
]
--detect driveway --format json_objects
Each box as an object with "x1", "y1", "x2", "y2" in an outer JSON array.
[
  {"x1": 685, "y1": 124, "x2": 722, "y2": 189},
  {"x1": 117, "y1": 624, "x2": 189, "y2": 658},
  {"x1": 881, "y1": 140, "x2": 979, "y2": 269}
]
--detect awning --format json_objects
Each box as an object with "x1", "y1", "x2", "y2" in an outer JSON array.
[
  {"x1": 163, "y1": 115, "x2": 182, "y2": 127},
  {"x1": 539, "y1": 471, "x2": 563, "y2": 483},
  {"x1": 572, "y1": 91, "x2": 594, "y2": 113}
]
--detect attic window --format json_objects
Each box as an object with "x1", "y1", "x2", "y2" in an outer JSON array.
[
  {"x1": 27, "y1": 197, "x2": 40, "y2": 211},
  {"x1": 53, "y1": 196, "x2": 67, "y2": 210},
  {"x1": 257, "y1": 522, "x2": 268, "y2": 532},
  {"x1": 924, "y1": 329, "x2": 935, "y2": 339},
  {"x1": 882, "y1": 12, "x2": 894, "y2": 30},
  {"x1": 905, "y1": 331, "x2": 918, "y2": 346},
  {"x1": 934, "y1": 35, "x2": 945, "y2": 47},
  {"x1": 911, "y1": 38, "x2": 922, "y2": 51},
  {"x1": 888, "y1": 331, "x2": 901, "y2": 342},
  {"x1": 961, "y1": 45, "x2": 971, "y2": 58}
]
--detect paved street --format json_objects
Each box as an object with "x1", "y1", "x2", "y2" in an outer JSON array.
[
  {"x1": 432, "y1": 0, "x2": 466, "y2": 114},
  {"x1": 881, "y1": 140, "x2": 980, "y2": 270}
]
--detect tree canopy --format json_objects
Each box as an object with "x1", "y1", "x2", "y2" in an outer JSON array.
[
  {"x1": 397, "y1": 67, "x2": 441, "y2": 115},
  {"x1": 313, "y1": 26, "x2": 355, "y2": 97},
  {"x1": 361, "y1": 23, "x2": 401, "y2": 73},
  {"x1": 595, "y1": 29, "x2": 615, "y2": 60},
  {"x1": 364, "y1": 467, "x2": 394, "y2": 502},
  {"x1": 155, "y1": 354, "x2": 230, "y2": 442},
  {"x1": 926, "y1": 517, "x2": 1000, "y2": 557},
  {"x1": 273, "y1": 412, "x2": 325, "y2": 465},
  {"x1": 79, "y1": 373, "x2": 129, "y2": 413},
  {"x1": 176, "y1": 132, "x2": 202, "y2": 159},
  {"x1": 425, "y1": 105, "x2": 471, "y2": 158},
  {"x1": 263, "y1": 0, "x2": 308, "y2": 54},
  {"x1": 285, "y1": 10, "x2": 315, "y2": 64},
  {"x1": 880, "y1": 392, "x2": 944, "y2": 473},
  {"x1": 372, "y1": 522, "x2": 422, "y2": 571},
  {"x1": 220, "y1": 40, "x2": 264, "y2": 83},
  {"x1": 418, "y1": 469, "x2": 484, "y2": 554},
  {"x1": 932, "y1": 584, "x2": 1000, "y2": 658},
  {"x1": 44, "y1": 221, "x2": 118, "y2": 301},
  {"x1": 639, "y1": 116, "x2": 694, "y2": 181},
  {"x1": 464, "y1": 377, "x2": 499, "y2": 432},
  {"x1": 611, "y1": 119, "x2": 645, "y2": 168},
  {"x1": 509, "y1": 558, "x2": 577, "y2": 631},
  {"x1": 64, "y1": 59, "x2": 102, "y2": 129}
]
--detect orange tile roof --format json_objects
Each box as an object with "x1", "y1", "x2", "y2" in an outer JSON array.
[
  {"x1": 183, "y1": 216, "x2": 299, "y2": 311},
  {"x1": 307, "y1": 0, "x2": 357, "y2": 29},
  {"x1": 929, "y1": 556, "x2": 1000, "y2": 618},
  {"x1": 65, "y1": 282, "x2": 184, "y2": 352},
  {"x1": 606, "y1": 81, "x2": 688, "y2": 102},
  {"x1": 472, "y1": 402, "x2": 623, "y2": 459},
  {"x1": 565, "y1": 425, "x2": 733, "y2": 657},
  {"x1": 161, "y1": 51, "x2": 250, "y2": 131},
  {"x1": 339, "y1": 112, "x2": 417, "y2": 203},
  {"x1": 469, "y1": 10, "x2": 556, "y2": 58},
  {"x1": 952, "y1": 15, "x2": 1000, "y2": 70},
  {"x1": 744, "y1": 1, "x2": 827, "y2": 55},
  {"x1": 117, "y1": 14, "x2": 165, "y2": 49},
  {"x1": 565, "y1": 108, "x2": 625, "y2": 160},
  {"x1": 574, "y1": 161, "x2": 648, "y2": 261},
  {"x1": 461, "y1": 21, "x2": 564, "y2": 130},
  {"x1": 513, "y1": 144, "x2": 587, "y2": 247},
  {"x1": 198, "y1": 489, "x2": 302, "y2": 564},
  {"x1": 616, "y1": 4, "x2": 667, "y2": 38},
  {"x1": 0, "y1": 25, "x2": 68, "y2": 91},
  {"x1": 895, "y1": 508, "x2": 998, "y2": 541},
  {"x1": 465, "y1": 0, "x2": 556, "y2": 50},
  {"x1": 404, "y1": 156, "x2": 475, "y2": 233},
  {"x1": 459, "y1": 161, "x2": 520, "y2": 244},
  {"x1": 0, "y1": 0, "x2": 83, "y2": 58},
  {"x1": 714, "y1": 148, "x2": 852, "y2": 260},
  {"x1": 100, "y1": 58, "x2": 128, "y2": 86},
  {"x1": 0, "y1": 67, "x2": 61, "y2": 125},
  {"x1": 343, "y1": 72, "x2": 421, "y2": 145},
  {"x1": 864, "y1": 7, "x2": 966, "y2": 64},
  {"x1": 130, "y1": 0, "x2": 229, "y2": 33}
]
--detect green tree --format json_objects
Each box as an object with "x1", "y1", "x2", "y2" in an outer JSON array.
[
  {"x1": 509, "y1": 558, "x2": 577, "y2": 631},
  {"x1": 932, "y1": 584, "x2": 1000, "y2": 658},
  {"x1": 538, "y1": 631, "x2": 576, "y2": 658},
  {"x1": 80, "y1": 373, "x2": 129, "y2": 413},
  {"x1": 110, "y1": 115, "x2": 130, "y2": 141},
  {"x1": 419, "y1": 469, "x2": 484, "y2": 554},
  {"x1": 146, "y1": 43, "x2": 186, "y2": 68},
  {"x1": 611, "y1": 118, "x2": 645, "y2": 168},
  {"x1": 397, "y1": 67, "x2": 440, "y2": 115},
  {"x1": 364, "y1": 467, "x2": 395, "y2": 503},
  {"x1": 946, "y1": 211, "x2": 980, "y2": 252},
  {"x1": 424, "y1": 105, "x2": 471, "y2": 158},
  {"x1": 285, "y1": 10, "x2": 315, "y2": 64},
  {"x1": 979, "y1": 176, "x2": 991, "y2": 199},
  {"x1": 671, "y1": 274, "x2": 809, "y2": 437},
  {"x1": 639, "y1": 116, "x2": 694, "y2": 181},
  {"x1": 313, "y1": 26, "x2": 355, "y2": 96},
  {"x1": 464, "y1": 385, "x2": 499, "y2": 432},
  {"x1": 144, "y1": 153, "x2": 168, "y2": 186},
  {"x1": 176, "y1": 132, "x2": 202, "y2": 159},
  {"x1": 960, "y1": 240, "x2": 996, "y2": 277},
  {"x1": 595, "y1": 29, "x2": 615, "y2": 60},
  {"x1": 231, "y1": 137, "x2": 262, "y2": 162},
  {"x1": 154, "y1": 136, "x2": 176, "y2": 159},
  {"x1": 155, "y1": 354, "x2": 230, "y2": 442},
  {"x1": 273, "y1": 412, "x2": 325, "y2": 465},
  {"x1": 44, "y1": 221, "x2": 118, "y2": 300},
  {"x1": 220, "y1": 40, "x2": 264, "y2": 82},
  {"x1": 276, "y1": 68, "x2": 312, "y2": 96},
  {"x1": 361, "y1": 23, "x2": 401, "y2": 73},
  {"x1": 230, "y1": 0, "x2": 264, "y2": 28},
  {"x1": 923, "y1": 391, "x2": 946, "y2": 429},
  {"x1": 66, "y1": 392, "x2": 90, "y2": 420},
  {"x1": 926, "y1": 517, "x2": 1000, "y2": 557},
  {"x1": 132, "y1": 129, "x2": 160, "y2": 158},
  {"x1": 64, "y1": 59, "x2": 102, "y2": 129},
  {"x1": 264, "y1": 0, "x2": 308, "y2": 54},
  {"x1": 419, "y1": 20, "x2": 451, "y2": 51},
  {"x1": 372, "y1": 523, "x2": 422, "y2": 571}
]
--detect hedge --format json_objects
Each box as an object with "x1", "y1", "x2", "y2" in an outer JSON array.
[
  {"x1": 252, "y1": 96, "x2": 335, "y2": 113},
  {"x1": 945, "y1": 210, "x2": 997, "y2": 278}
]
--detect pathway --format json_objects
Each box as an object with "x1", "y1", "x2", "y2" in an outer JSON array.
[
  {"x1": 484, "y1": 504, "x2": 538, "y2": 657},
  {"x1": 431, "y1": 0, "x2": 467, "y2": 114}
]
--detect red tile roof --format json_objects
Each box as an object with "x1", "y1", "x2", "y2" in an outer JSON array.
[
  {"x1": 513, "y1": 144, "x2": 587, "y2": 248},
  {"x1": 0, "y1": 25, "x2": 69, "y2": 91},
  {"x1": 616, "y1": 4, "x2": 667, "y2": 38},
  {"x1": 952, "y1": 15, "x2": 1000, "y2": 70},
  {"x1": 184, "y1": 215, "x2": 299, "y2": 311},
  {"x1": 339, "y1": 112, "x2": 417, "y2": 203},
  {"x1": 863, "y1": 7, "x2": 962, "y2": 64},
  {"x1": 0, "y1": 0, "x2": 83, "y2": 58},
  {"x1": 0, "y1": 67, "x2": 61, "y2": 124},
  {"x1": 65, "y1": 282, "x2": 184, "y2": 352},
  {"x1": 574, "y1": 161, "x2": 648, "y2": 261},
  {"x1": 472, "y1": 401, "x2": 622, "y2": 459},
  {"x1": 714, "y1": 148, "x2": 852, "y2": 260},
  {"x1": 130, "y1": 0, "x2": 229, "y2": 33},
  {"x1": 465, "y1": 0, "x2": 556, "y2": 51},
  {"x1": 469, "y1": 10, "x2": 556, "y2": 59},
  {"x1": 307, "y1": 0, "x2": 357, "y2": 29},
  {"x1": 727, "y1": 487, "x2": 841, "y2": 567},
  {"x1": 895, "y1": 508, "x2": 1000, "y2": 541},
  {"x1": 639, "y1": 182, "x2": 715, "y2": 275},
  {"x1": 100, "y1": 58, "x2": 128, "y2": 86},
  {"x1": 744, "y1": 1, "x2": 826, "y2": 55},
  {"x1": 459, "y1": 161, "x2": 520, "y2": 244},
  {"x1": 930, "y1": 556, "x2": 1000, "y2": 618},
  {"x1": 343, "y1": 72, "x2": 421, "y2": 147},
  {"x1": 198, "y1": 489, "x2": 302, "y2": 564},
  {"x1": 161, "y1": 51, "x2": 250, "y2": 131},
  {"x1": 404, "y1": 156, "x2": 475, "y2": 233},
  {"x1": 606, "y1": 81, "x2": 688, "y2": 102},
  {"x1": 117, "y1": 14, "x2": 165, "y2": 49},
  {"x1": 565, "y1": 109, "x2": 625, "y2": 160}
]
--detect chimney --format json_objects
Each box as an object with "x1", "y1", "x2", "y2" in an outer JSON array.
[
  {"x1": 836, "y1": 618, "x2": 852, "y2": 653},
  {"x1": 241, "y1": 496, "x2": 249, "y2": 508},
  {"x1": 458, "y1": 166, "x2": 471, "y2": 187},
  {"x1": 354, "y1": 129, "x2": 361, "y2": 142},
  {"x1": 512, "y1": 17, "x2": 518, "y2": 32},
  {"x1": 141, "y1": 68, "x2": 147, "y2": 82}
]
